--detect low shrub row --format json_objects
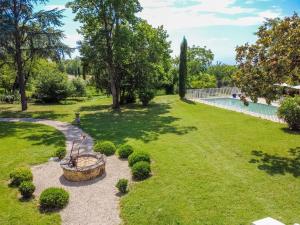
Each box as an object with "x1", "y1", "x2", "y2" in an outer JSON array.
[
  {"x1": 93, "y1": 140, "x2": 152, "y2": 194},
  {"x1": 94, "y1": 141, "x2": 135, "y2": 159},
  {"x1": 9, "y1": 167, "x2": 33, "y2": 186},
  {"x1": 9, "y1": 167, "x2": 69, "y2": 210},
  {"x1": 115, "y1": 150, "x2": 152, "y2": 194},
  {"x1": 128, "y1": 151, "x2": 150, "y2": 167},
  {"x1": 128, "y1": 151, "x2": 151, "y2": 180}
]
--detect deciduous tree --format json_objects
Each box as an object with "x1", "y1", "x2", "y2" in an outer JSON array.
[
  {"x1": 235, "y1": 14, "x2": 300, "y2": 103},
  {"x1": 68, "y1": 0, "x2": 142, "y2": 109}
]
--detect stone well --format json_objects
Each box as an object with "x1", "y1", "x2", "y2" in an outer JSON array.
[{"x1": 61, "y1": 153, "x2": 106, "y2": 182}]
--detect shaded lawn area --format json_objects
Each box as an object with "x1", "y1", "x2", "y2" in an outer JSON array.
[
  {"x1": 0, "y1": 122, "x2": 65, "y2": 225},
  {"x1": 1, "y1": 95, "x2": 300, "y2": 224},
  {"x1": 0, "y1": 97, "x2": 110, "y2": 122}
]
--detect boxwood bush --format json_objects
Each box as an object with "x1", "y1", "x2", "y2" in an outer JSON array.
[
  {"x1": 54, "y1": 148, "x2": 66, "y2": 160},
  {"x1": 94, "y1": 141, "x2": 116, "y2": 156},
  {"x1": 278, "y1": 96, "x2": 300, "y2": 130},
  {"x1": 131, "y1": 161, "x2": 151, "y2": 180},
  {"x1": 138, "y1": 89, "x2": 155, "y2": 106},
  {"x1": 40, "y1": 187, "x2": 69, "y2": 210},
  {"x1": 9, "y1": 167, "x2": 33, "y2": 186},
  {"x1": 19, "y1": 181, "x2": 35, "y2": 198},
  {"x1": 116, "y1": 179, "x2": 128, "y2": 194},
  {"x1": 118, "y1": 144, "x2": 134, "y2": 159},
  {"x1": 128, "y1": 151, "x2": 150, "y2": 167}
]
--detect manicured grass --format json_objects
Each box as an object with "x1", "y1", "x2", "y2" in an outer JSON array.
[
  {"x1": 0, "y1": 122, "x2": 65, "y2": 225},
  {"x1": 1, "y1": 95, "x2": 299, "y2": 224}
]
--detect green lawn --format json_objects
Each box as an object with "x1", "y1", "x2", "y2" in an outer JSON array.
[
  {"x1": 0, "y1": 95, "x2": 299, "y2": 225},
  {"x1": 0, "y1": 122, "x2": 64, "y2": 225}
]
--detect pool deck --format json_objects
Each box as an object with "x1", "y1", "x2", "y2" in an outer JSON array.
[{"x1": 188, "y1": 97, "x2": 284, "y2": 124}]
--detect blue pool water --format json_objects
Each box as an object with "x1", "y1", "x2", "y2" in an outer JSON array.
[{"x1": 203, "y1": 98, "x2": 278, "y2": 116}]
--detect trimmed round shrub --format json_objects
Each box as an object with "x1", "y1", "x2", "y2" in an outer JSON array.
[
  {"x1": 9, "y1": 167, "x2": 33, "y2": 186},
  {"x1": 138, "y1": 89, "x2": 155, "y2": 106},
  {"x1": 40, "y1": 187, "x2": 69, "y2": 210},
  {"x1": 94, "y1": 141, "x2": 116, "y2": 156},
  {"x1": 116, "y1": 179, "x2": 128, "y2": 194},
  {"x1": 131, "y1": 161, "x2": 151, "y2": 180},
  {"x1": 55, "y1": 148, "x2": 66, "y2": 160},
  {"x1": 118, "y1": 144, "x2": 134, "y2": 159},
  {"x1": 19, "y1": 181, "x2": 35, "y2": 198},
  {"x1": 278, "y1": 96, "x2": 300, "y2": 130},
  {"x1": 128, "y1": 151, "x2": 150, "y2": 167}
]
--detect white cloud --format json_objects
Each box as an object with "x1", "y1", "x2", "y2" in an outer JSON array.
[
  {"x1": 63, "y1": 34, "x2": 82, "y2": 48},
  {"x1": 245, "y1": 0, "x2": 272, "y2": 4},
  {"x1": 183, "y1": 0, "x2": 256, "y2": 15},
  {"x1": 45, "y1": 5, "x2": 66, "y2": 10},
  {"x1": 139, "y1": 0, "x2": 281, "y2": 30}
]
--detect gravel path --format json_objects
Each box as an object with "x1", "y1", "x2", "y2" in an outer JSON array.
[{"x1": 0, "y1": 118, "x2": 131, "y2": 225}]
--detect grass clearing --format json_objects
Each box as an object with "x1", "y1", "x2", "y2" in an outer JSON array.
[
  {"x1": 0, "y1": 122, "x2": 64, "y2": 225},
  {"x1": 0, "y1": 95, "x2": 299, "y2": 224}
]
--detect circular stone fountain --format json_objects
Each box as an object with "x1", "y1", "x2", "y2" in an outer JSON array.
[{"x1": 61, "y1": 153, "x2": 106, "y2": 182}]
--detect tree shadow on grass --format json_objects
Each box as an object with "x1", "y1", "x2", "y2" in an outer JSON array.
[
  {"x1": 0, "y1": 110, "x2": 67, "y2": 121},
  {"x1": 0, "y1": 122, "x2": 65, "y2": 148},
  {"x1": 79, "y1": 102, "x2": 197, "y2": 145},
  {"x1": 79, "y1": 104, "x2": 112, "y2": 112},
  {"x1": 181, "y1": 98, "x2": 196, "y2": 105},
  {"x1": 249, "y1": 147, "x2": 300, "y2": 177},
  {"x1": 23, "y1": 132, "x2": 65, "y2": 148},
  {"x1": 280, "y1": 127, "x2": 300, "y2": 135},
  {"x1": 0, "y1": 122, "x2": 18, "y2": 138}
]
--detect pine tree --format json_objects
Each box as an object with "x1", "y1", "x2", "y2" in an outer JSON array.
[
  {"x1": 0, "y1": 0, "x2": 70, "y2": 111},
  {"x1": 179, "y1": 37, "x2": 188, "y2": 99}
]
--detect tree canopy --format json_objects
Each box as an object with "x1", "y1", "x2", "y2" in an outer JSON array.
[
  {"x1": 207, "y1": 62, "x2": 237, "y2": 88},
  {"x1": 235, "y1": 13, "x2": 300, "y2": 103},
  {"x1": 68, "y1": 0, "x2": 172, "y2": 107},
  {"x1": 68, "y1": 0, "x2": 143, "y2": 109}
]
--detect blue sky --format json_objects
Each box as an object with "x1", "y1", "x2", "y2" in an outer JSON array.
[{"x1": 41, "y1": 0, "x2": 300, "y2": 64}]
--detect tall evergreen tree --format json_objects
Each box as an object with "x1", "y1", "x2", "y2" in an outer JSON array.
[
  {"x1": 0, "y1": 0, "x2": 70, "y2": 111},
  {"x1": 179, "y1": 37, "x2": 187, "y2": 99}
]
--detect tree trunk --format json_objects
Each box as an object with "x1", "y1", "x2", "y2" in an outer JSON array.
[
  {"x1": 16, "y1": 40, "x2": 27, "y2": 111},
  {"x1": 101, "y1": 4, "x2": 120, "y2": 110},
  {"x1": 18, "y1": 71, "x2": 27, "y2": 111},
  {"x1": 108, "y1": 66, "x2": 120, "y2": 109}
]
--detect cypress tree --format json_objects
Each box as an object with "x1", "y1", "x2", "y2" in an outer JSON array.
[{"x1": 179, "y1": 37, "x2": 187, "y2": 99}]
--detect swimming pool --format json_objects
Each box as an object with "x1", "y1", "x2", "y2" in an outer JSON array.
[{"x1": 203, "y1": 98, "x2": 278, "y2": 117}]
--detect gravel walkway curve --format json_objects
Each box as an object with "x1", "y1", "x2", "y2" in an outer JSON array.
[{"x1": 0, "y1": 118, "x2": 131, "y2": 225}]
